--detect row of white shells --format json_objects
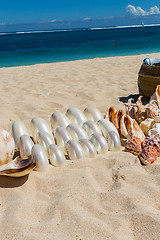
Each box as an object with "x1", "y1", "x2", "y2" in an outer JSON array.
[{"x1": 0, "y1": 106, "x2": 121, "y2": 177}]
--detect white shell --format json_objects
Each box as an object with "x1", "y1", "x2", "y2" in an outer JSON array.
[
  {"x1": 148, "y1": 123, "x2": 160, "y2": 138},
  {"x1": 83, "y1": 106, "x2": 103, "y2": 122},
  {"x1": 66, "y1": 123, "x2": 88, "y2": 140},
  {"x1": 79, "y1": 139, "x2": 97, "y2": 158},
  {"x1": 51, "y1": 111, "x2": 70, "y2": 132},
  {"x1": 31, "y1": 117, "x2": 53, "y2": 143},
  {"x1": 54, "y1": 127, "x2": 72, "y2": 154},
  {"x1": 66, "y1": 140, "x2": 85, "y2": 160},
  {"x1": 12, "y1": 120, "x2": 29, "y2": 150},
  {"x1": 90, "y1": 132, "x2": 108, "y2": 154},
  {"x1": 48, "y1": 144, "x2": 66, "y2": 167},
  {"x1": 97, "y1": 119, "x2": 119, "y2": 140},
  {"x1": 66, "y1": 107, "x2": 87, "y2": 127},
  {"x1": 31, "y1": 144, "x2": 49, "y2": 171},
  {"x1": 82, "y1": 120, "x2": 101, "y2": 137},
  {"x1": 107, "y1": 131, "x2": 121, "y2": 152},
  {"x1": 19, "y1": 135, "x2": 34, "y2": 159},
  {"x1": 0, "y1": 129, "x2": 15, "y2": 166},
  {"x1": 0, "y1": 157, "x2": 35, "y2": 177},
  {"x1": 36, "y1": 131, "x2": 55, "y2": 157}
]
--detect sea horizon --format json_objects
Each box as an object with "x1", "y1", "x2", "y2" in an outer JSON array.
[{"x1": 1, "y1": 23, "x2": 160, "y2": 68}]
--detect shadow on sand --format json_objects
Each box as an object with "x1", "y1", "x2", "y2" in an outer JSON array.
[{"x1": 0, "y1": 175, "x2": 29, "y2": 188}]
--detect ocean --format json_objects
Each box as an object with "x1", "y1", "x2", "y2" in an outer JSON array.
[{"x1": 0, "y1": 24, "x2": 160, "y2": 68}]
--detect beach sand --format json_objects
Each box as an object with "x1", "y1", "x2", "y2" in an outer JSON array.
[{"x1": 0, "y1": 53, "x2": 160, "y2": 240}]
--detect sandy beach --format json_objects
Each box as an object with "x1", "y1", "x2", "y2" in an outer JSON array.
[{"x1": 0, "y1": 53, "x2": 160, "y2": 240}]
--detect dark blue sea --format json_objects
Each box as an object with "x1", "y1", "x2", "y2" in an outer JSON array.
[{"x1": 1, "y1": 24, "x2": 160, "y2": 68}]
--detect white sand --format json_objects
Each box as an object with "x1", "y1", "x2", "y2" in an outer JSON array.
[{"x1": 0, "y1": 53, "x2": 160, "y2": 240}]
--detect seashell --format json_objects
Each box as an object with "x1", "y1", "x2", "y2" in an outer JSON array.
[
  {"x1": 140, "y1": 118, "x2": 155, "y2": 136},
  {"x1": 66, "y1": 140, "x2": 85, "y2": 160},
  {"x1": 66, "y1": 123, "x2": 88, "y2": 140},
  {"x1": 148, "y1": 123, "x2": 160, "y2": 138},
  {"x1": 54, "y1": 127, "x2": 72, "y2": 154},
  {"x1": 36, "y1": 131, "x2": 55, "y2": 157},
  {"x1": 0, "y1": 157, "x2": 35, "y2": 177},
  {"x1": 90, "y1": 132, "x2": 108, "y2": 154},
  {"x1": 19, "y1": 135, "x2": 34, "y2": 159},
  {"x1": 79, "y1": 139, "x2": 97, "y2": 158},
  {"x1": 150, "y1": 85, "x2": 160, "y2": 108},
  {"x1": 154, "y1": 115, "x2": 160, "y2": 123},
  {"x1": 127, "y1": 119, "x2": 145, "y2": 141},
  {"x1": 82, "y1": 120, "x2": 101, "y2": 138},
  {"x1": 51, "y1": 111, "x2": 70, "y2": 132},
  {"x1": 48, "y1": 144, "x2": 66, "y2": 167},
  {"x1": 120, "y1": 115, "x2": 145, "y2": 141},
  {"x1": 66, "y1": 107, "x2": 87, "y2": 127},
  {"x1": 31, "y1": 144, "x2": 49, "y2": 171},
  {"x1": 83, "y1": 106, "x2": 103, "y2": 122},
  {"x1": 31, "y1": 117, "x2": 53, "y2": 143},
  {"x1": 105, "y1": 106, "x2": 117, "y2": 122},
  {"x1": 112, "y1": 110, "x2": 125, "y2": 134},
  {"x1": 12, "y1": 120, "x2": 29, "y2": 150},
  {"x1": 107, "y1": 131, "x2": 121, "y2": 152},
  {"x1": 120, "y1": 115, "x2": 132, "y2": 138},
  {"x1": 0, "y1": 129, "x2": 15, "y2": 166},
  {"x1": 97, "y1": 119, "x2": 119, "y2": 141}
]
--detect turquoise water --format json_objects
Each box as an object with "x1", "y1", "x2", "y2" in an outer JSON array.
[{"x1": 0, "y1": 24, "x2": 160, "y2": 67}]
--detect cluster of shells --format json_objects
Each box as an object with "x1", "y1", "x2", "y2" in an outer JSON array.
[{"x1": 0, "y1": 106, "x2": 121, "y2": 177}]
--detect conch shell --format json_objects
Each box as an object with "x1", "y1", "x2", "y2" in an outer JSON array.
[
  {"x1": 120, "y1": 115, "x2": 145, "y2": 141},
  {"x1": 150, "y1": 85, "x2": 160, "y2": 108},
  {"x1": 0, "y1": 129, "x2": 15, "y2": 166},
  {"x1": 140, "y1": 118, "x2": 155, "y2": 136}
]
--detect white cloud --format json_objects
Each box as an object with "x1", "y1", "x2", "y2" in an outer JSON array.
[
  {"x1": 82, "y1": 17, "x2": 91, "y2": 21},
  {"x1": 126, "y1": 4, "x2": 160, "y2": 16}
]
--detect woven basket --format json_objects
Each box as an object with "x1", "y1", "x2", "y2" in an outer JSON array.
[{"x1": 138, "y1": 63, "x2": 160, "y2": 100}]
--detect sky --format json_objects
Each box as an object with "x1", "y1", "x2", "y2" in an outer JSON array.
[{"x1": 1, "y1": 1, "x2": 160, "y2": 31}]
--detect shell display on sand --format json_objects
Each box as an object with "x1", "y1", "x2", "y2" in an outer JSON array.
[
  {"x1": 54, "y1": 127, "x2": 72, "y2": 154},
  {"x1": 83, "y1": 106, "x2": 103, "y2": 123},
  {"x1": 19, "y1": 135, "x2": 34, "y2": 159},
  {"x1": 79, "y1": 138, "x2": 97, "y2": 158},
  {"x1": 12, "y1": 120, "x2": 29, "y2": 150},
  {"x1": 82, "y1": 120, "x2": 101, "y2": 138},
  {"x1": 66, "y1": 107, "x2": 87, "y2": 127},
  {"x1": 31, "y1": 144, "x2": 49, "y2": 172},
  {"x1": 0, "y1": 129, "x2": 15, "y2": 166},
  {"x1": 66, "y1": 139, "x2": 85, "y2": 160},
  {"x1": 31, "y1": 117, "x2": 53, "y2": 143},
  {"x1": 66, "y1": 123, "x2": 88, "y2": 141},
  {"x1": 48, "y1": 144, "x2": 66, "y2": 167},
  {"x1": 90, "y1": 132, "x2": 108, "y2": 154},
  {"x1": 51, "y1": 111, "x2": 70, "y2": 132}
]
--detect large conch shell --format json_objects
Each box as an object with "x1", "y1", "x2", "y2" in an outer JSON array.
[
  {"x1": 0, "y1": 129, "x2": 15, "y2": 166},
  {"x1": 120, "y1": 115, "x2": 145, "y2": 141},
  {"x1": 150, "y1": 85, "x2": 160, "y2": 108}
]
